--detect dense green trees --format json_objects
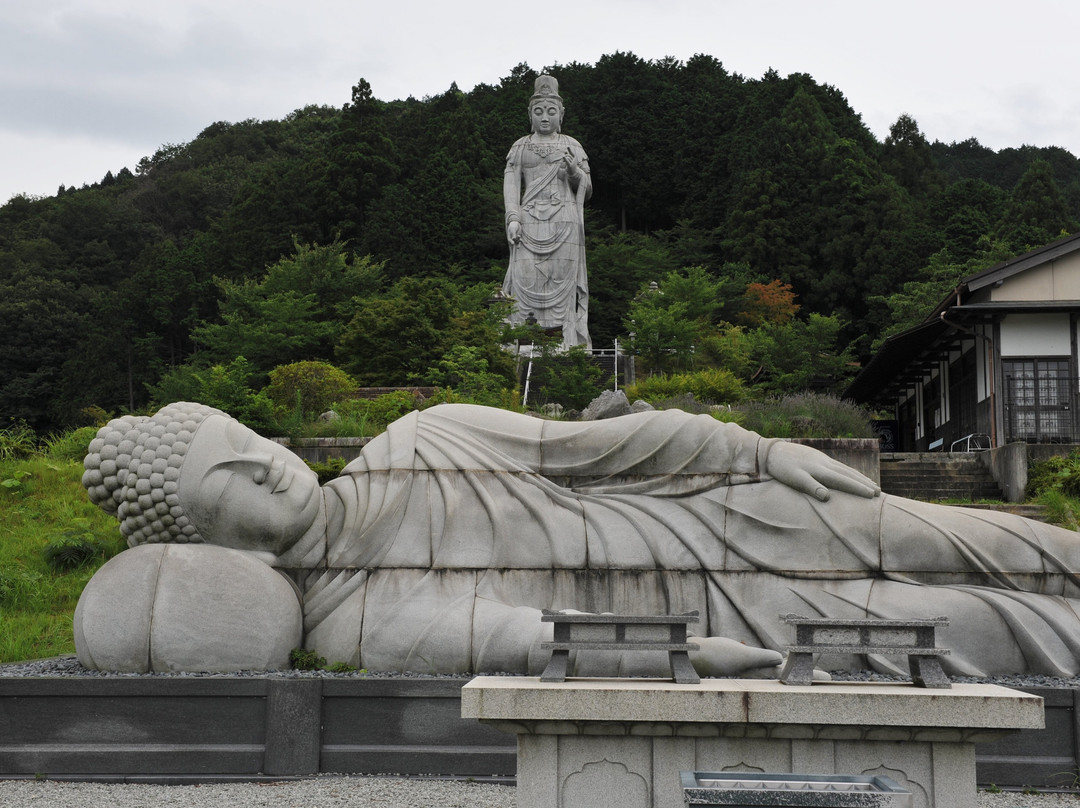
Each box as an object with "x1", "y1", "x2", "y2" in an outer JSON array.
[
  {"x1": 623, "y1": 267, "x2": 855, "y2": 395},
  {"x1": 3, "y1": 54, "x2": 1080, "y2": 431},
  {"x1": 194, "y1": 241, "x2": 382, "y2": 374}
]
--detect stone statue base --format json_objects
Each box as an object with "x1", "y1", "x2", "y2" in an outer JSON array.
[{"x1": 462, "y1": 676, "x2": 1044, "y2": 808}]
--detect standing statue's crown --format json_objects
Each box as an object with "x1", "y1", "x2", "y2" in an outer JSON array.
[{"x1": 530, "y1": 75, "x2": 562, "y2": 105}]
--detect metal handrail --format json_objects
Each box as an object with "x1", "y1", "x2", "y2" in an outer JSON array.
[{"x1": 950, "y1": 433, "x2": 991, "y2": 452}]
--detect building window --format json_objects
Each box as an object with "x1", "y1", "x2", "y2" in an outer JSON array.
[{"x1": 1002, "y1": 359, "x2": 1074, "y2": 442}]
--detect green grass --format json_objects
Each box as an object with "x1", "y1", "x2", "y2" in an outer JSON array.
[
  {"x1": 1035, "y1": 488, "x2": 1080, "y2": 531},
  {"x1": 0, "y1": 454, "x2": 124, "y2": 663},
  {"x1": 1025, "y1": 452, "x2": 1080, "y2": 530}
]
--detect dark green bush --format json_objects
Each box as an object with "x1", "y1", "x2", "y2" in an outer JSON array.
[
  {"x1": 529, "y1": 345, "x2": 605, "y2": 410},
  {"x1": 1026, "y1": 451, "x2": 1080, "y2": 499},
  {"x1": 416, "y1": 345, "x2": 514, "y2": 408},
  {"x1": 266, "y1": 361, "x2": 358, "y2": 419},
  {"x1": 0, "y1": 421, "x2": 37, "y2": 461},
  {"x1": 289, "y1": 648, "x2": 327, "y2": 671},
  {"x1": 627, "y1": 369, "x2": 746, "y2": 406},
  {"x1": 148, "y1": 357, "x2": 277, "y2": 433},
  {"x1": 306, "y1": 457, "x2": 348, "y2": 486},
  {"x1": 43, "y1": 536, "x2": 101, "y2": 571},
  {"x1": 685, "y1": 368, "x2": 746, "y2": 404},
  {"x1": 646, "y1": 392, "x2": 716, "y2": 415},
  {"x1": 334, "y1": 391, "x2": 422, "y2": 435},
  {"x1": 78, "y1": 405, "x2": 110, "y2": 427},
  {"x1": 43, "y1": 426, "x2": 100, "y2": 463},
  {"x1": 625, "y1": 374, "x2": 687, "y2": 402},
  {"x1": 41, "y1": 518, "x2": 125, "y2": 571}
]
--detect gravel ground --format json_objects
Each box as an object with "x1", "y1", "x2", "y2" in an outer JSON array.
[
  {"x1": 977, "y1": 793, "x2": 1080, "y2": 807},
  {"x1": 0, "y1": 778, "x2": 1077, "y2": 808},
  {"x1": 0, "y1": 656, "x2": 475, "y2": 679},
  {"x1": 9, "y1": 655, "x2": 1080, "y2": 690},
  {"x1": 0, "y1": 777, "x2": 516, "y2": 808}
]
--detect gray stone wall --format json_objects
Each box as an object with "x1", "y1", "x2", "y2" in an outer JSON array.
[{"x1": 0, "y1": 675, "x2": 1068, "y2": 788}]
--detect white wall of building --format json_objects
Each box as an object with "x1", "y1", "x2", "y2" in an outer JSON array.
[
  {"x1": 991, "y1": 251, "x2": 1080, "y2": 301},
  {"x1": 999, "y1": 313, "x2": 1071, "y2": 356}
]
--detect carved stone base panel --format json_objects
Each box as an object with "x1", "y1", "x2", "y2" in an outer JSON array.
[{"x1": 463, "y1": 677, "x2": 1043, "y2": 808}]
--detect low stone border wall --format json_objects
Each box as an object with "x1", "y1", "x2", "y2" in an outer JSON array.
[
  {"x1": 0, "y1": 676, "x2": 514, "y2": 780},
  {"x1": 270, "y1": 436, "x2": 372, "y2": 464},
  {"x1": 0, "y1": 676, "x2": 1070, "y2": 788},
  {"x1": 976, "y1": 686, "x2": 1080, "y2": 789}
]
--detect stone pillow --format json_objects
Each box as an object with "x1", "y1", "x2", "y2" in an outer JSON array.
[{"x1": 74, "y1": 543, "x2": 302, "y2": 672}]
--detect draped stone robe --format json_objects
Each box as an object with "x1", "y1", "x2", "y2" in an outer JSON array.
[{"x1": 284, "y1": 404, "x2": 1080, "y2": 677}]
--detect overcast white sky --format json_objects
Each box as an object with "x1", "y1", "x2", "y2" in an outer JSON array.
[{"x1": 3, "y1": 1, "x2": 1080, "y2": 204}]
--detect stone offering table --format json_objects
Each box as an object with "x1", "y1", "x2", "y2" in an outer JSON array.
[
  {"x1": 461, "y1": 677, "x2": 1043, "y2": 808},
  {"x1": 540, "y1": 610, "x2": 700, "y2": 684},
  {"x1": 779, "y1": 615, "x2": 950, "y2": 688}
]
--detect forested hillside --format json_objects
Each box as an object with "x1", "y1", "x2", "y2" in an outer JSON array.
[{"x1": 3, "y1": 53, "x2": 1078, "y2": 432}]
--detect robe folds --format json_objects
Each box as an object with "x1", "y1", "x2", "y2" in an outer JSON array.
[{"x1": 287, "y1": 404, "x2": 1080, "y2": 677}]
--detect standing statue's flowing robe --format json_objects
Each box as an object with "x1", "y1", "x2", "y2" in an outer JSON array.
[
  {"x1": 285, "y1": 404, "x2": 1080, "y2": 677},
  {"x1": 502, "y1": 134, "x2": 591, "y2": 347}
]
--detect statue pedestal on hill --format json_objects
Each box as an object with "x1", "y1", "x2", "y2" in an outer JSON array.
[{"x1": 502, "y1": 75, "x2": 591, "y2": 349}]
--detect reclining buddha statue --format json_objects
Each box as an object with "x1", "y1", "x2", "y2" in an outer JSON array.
[{"x1": 77, "y1": 401, "x2": 1080, "y2": 678}]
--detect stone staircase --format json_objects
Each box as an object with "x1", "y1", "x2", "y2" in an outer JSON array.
[
  {"x1": 880, "y1": 452, "x2": 1050, "y2": 520},
  {"x1": 879, "y1": 452, "x2": 1004, "y2": 501}
]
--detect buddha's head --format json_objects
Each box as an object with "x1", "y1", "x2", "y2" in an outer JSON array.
[
  {"x1": 529, "y1": 74, "x2": 564, "y2": 135},
  {"x1": 84, "y1": 402, "x2": 322, "y2": 558}
]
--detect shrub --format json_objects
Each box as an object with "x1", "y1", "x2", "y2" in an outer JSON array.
[
  {"x1": 370, "y1": 390, "x2": 422, "y2": 425},
  {"x1": 146, "y1": 363, "x2": 204, "y2": 403},
  {"x1": 78, "y1": 405, "x2": 110, "y2": 427},
  {"x1": 148, "y1": 357, "x2": 276, "y2": 433},
  {"x1": 306, "y1": 457, "x2": 348, "y2": 486},
  {"x1": 625, "y1": 374, "x2": 689, "y2": 403},
  {"x1": 0, "y1": 421, "x2": 37, "y2": 461},
  {"x1": 325, "y1": 661, "x2": 359, "y2": 673},
  {"x1": 417, "y1": 346, "x2": 514, "y2": 408},
  {"x1": 529, "y1": 345, "x2": 605, "y2": 410},
  {"x1": 289, "y1": 648, "x2": 327, "y2": 670},
  {"x1": 734, "y1": 392, "x2": 875, "y2": 438},
  {"x1": 1026, "y1": 451, "x2": 1080, "y2": 502},
  {"x1": 287, "y1": 649, "x2": 359, "y2": 673},
  {"x1": 42, "y1": 426, "x2": 100, "y2": 463},
  {"x1": 650, "y1": 393, "x2": 715, "y2": 414},
  {"x1": 627, "y1": 369, "x2": 746, "y2": 406},
  {"x1": 42, "y1": 518, "x2": 124, "y2": 571},
  {"x1": 1035, "y1": 488, "x2": 1080, "y2": 531},
  {"x1": 197, "y1": 358, "x2": 277, "y2": 432},
  {"x1": 685, "y1": 368, "x2": 746, "y2": 404},
  {"x1": 42, "y1": 535, "x2": 104, "y2": 571},
  {"x1": 265, "y1": 361, "x2": 358, "y2": 419},
  {"x1": 335, "y1": 391, "x2": 422, "y2": 434}
]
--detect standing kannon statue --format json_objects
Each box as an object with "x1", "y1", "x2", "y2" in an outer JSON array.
[{"x1": 502, "y1": 75, "x2": 592, "y2": 348}]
